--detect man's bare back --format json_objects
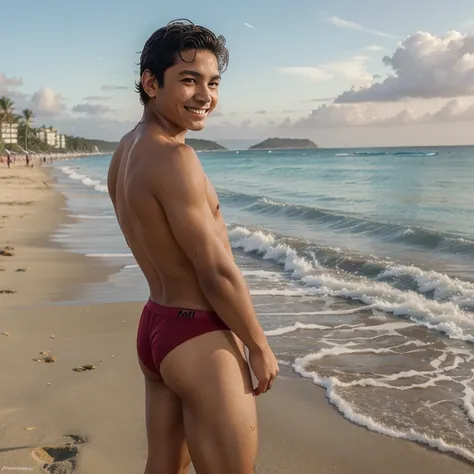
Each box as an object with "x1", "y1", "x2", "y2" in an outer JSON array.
[
  {"x1": 107, "y1": 20, "x2": 278, "y2": 474},
  {"x1": 108, "y1": 127, "x2": 230, "y2": 311}
]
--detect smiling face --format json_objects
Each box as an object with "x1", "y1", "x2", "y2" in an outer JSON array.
[{"x1": 142, "y1": 49, "x2": 221, "y2": 132}]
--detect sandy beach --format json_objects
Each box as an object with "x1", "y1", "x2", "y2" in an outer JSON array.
[{"x1": 1, "y1": 163, "x2": 473, "y2": 474}]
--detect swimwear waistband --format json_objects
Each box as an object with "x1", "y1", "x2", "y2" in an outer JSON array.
[{"x1": 145, "y1": 299, "x2": 218, "y2": 319}]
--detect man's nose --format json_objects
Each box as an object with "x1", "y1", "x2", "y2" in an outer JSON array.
[{"x1": 194, "y1": 85, "x2": 212, "y2": 104}]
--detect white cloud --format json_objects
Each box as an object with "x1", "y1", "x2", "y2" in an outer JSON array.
[
  {"x1": 292, "y1": 98, "x2": 474, "y2": 130},
  {"x1": 431, "y1": 98, "x2": 474, "y2": 121},
  {"x1": 324, "y1": 57, "x2": 374, "y2": 84},
  {"x1": 83, "y1": 95, "x2": 112, "y2": 101},
  {"x1": 336, "y1": 31, "x2": 474, "y2": 103},
  {"x1": 293, "y1": 103, "x2": 381, "y2": 128},
  {"x1": 244, "y1": 23, "x2": 257, "y2": 31},
  {"x1": 72, "y1": 103, "x2": 111, "y2": 115},
  {"x1": 0, "y1": 73, "x2": 134, "y2": 139},
  {"x1": 304, "y1": 97, "x2": 335, "y2": 103},
  {"x1": 327, "y1": 16, "x2": 398, "y2": 40},
  {"x1": 30, "y1": 88, "x2": 66, "y2": 116},
  {"x1": 279, "y1": 56, "x2": 374, "y2": 86},
  {"x1": 0, "y1": 73, "x2": 25, "y2": 100},
  {"x1": 0, "y1": 73, "x2": 23, "y2": 90}
]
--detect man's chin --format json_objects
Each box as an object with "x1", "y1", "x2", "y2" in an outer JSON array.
[{"x1": 186, "y1": 121, "x2": 206, "y2": 132}]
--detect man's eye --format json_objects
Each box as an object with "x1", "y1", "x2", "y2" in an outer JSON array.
[
  {"x1": 209, "y1": 82, "x2": 220, "y2": 87},
  {"x1": 182, "y1": 78, "x2": 196, "y2": 84}
]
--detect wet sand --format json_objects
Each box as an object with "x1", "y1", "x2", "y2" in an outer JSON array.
[{"x1": 0, "y1": 164, "x2": 473, "y2": 473}]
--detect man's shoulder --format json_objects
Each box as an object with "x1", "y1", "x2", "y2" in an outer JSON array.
[
  {"x1": 144, "y1": 138, "x2": 195, "y2": 157},
  {"x1": 115, "y1": 130, "x2": 135, "y2": 151},
  {"x1": 144, "y1": 142, "x2": 206, "y2": 201},
  {"x1": 110, "y1": 131, "x2": 134, "y2": 166},
  {"x1": 136, "y1": 138, "x2": 200, "y2": 171}
]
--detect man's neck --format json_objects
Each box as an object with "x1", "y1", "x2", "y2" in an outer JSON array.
[{"x1": 141, "y1": 107, "x2": 187, "y2": 143}]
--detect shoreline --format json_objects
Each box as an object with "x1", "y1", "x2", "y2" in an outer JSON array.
[
  {"x1": 0, "y1": 166, "x2": 473, "y2": 473},
  {"x1": 1, "y1": 151, "x2": 111, "y2": 169},
  {"x1": 0, "y1": 165, "x2": 112, "y2": 308}
]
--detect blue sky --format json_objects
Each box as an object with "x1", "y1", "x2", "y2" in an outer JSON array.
[{"x1": 3, "y1": 0, "x2": 474, "y2": 147}]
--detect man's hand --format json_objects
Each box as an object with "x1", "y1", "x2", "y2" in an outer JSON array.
[{"x1": 248, "y1": 344, "x2": 279, "y2": 396}]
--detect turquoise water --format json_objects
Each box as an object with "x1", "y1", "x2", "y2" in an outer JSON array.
[{"x1": 51, "y1": 146, "x2": 474, "y2": 463}]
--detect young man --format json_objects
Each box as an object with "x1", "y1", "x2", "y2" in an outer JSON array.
[{"x1": 107, "y1": 20, "x2": 279, "y2": 474}]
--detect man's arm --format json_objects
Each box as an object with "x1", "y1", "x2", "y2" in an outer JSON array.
[{"x1": 153, "y1": 144, "x2": 268, "y2": 353}]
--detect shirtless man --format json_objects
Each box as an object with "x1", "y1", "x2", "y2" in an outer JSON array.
[{"x1": 107, "y1": 20, "x2": 279, "y2": 474}]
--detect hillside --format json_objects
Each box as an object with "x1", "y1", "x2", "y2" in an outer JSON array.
[
  {"x1": 65, "y1": 137, "x2": 227, "y2": 153},
  {"x1": 61, "y1": 137, "x2": 226, "y2": 153},
  {"x1": 186, "y1": 138, "x2": 227, "y2": 151},
  {"x1": 249, "y1": 138, "x2": 318, "y2": 150},
  {"x1": 65, "y1": 136, "x2": 118, "y2": 153}
]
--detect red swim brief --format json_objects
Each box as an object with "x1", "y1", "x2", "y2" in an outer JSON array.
[{"x1": 137, "y1": 299, "x2": 230, "y2": 379}]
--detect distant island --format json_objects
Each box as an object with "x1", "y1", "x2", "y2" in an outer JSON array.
[
  {"x1": 186, "y1": 138, "x2": 227, "y2": 151},
  {"x1": 249, "y1": 138, "x2": 318, "y2": 150}
]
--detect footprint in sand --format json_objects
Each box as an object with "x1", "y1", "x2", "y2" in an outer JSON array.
[
  {"x1": 32, "y1": 444, "x2": 78, "y2": 473},
  {"x1": 32, "y1": 351, "x2": 57, "y2": 363},
  {"x1": 72, "y1": 364, "x2": 95, "y2": 372},
  {"x1": 32, "y1": 435, "x2": 86, "y2": 474},
  {"x1": 0, "y1": 246, "x2": 14, "y2": 256}
]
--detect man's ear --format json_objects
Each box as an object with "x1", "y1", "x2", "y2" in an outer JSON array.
[{"x1": 142, "y1": 70, "x2": 158, "y2": 99}]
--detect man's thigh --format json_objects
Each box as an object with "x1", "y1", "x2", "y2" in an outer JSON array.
[
  {"x1": 161, "y1": 330, "x2": 258, "y2": 474},
  {"x1": 139, "y1": 358, "x2": 191, "y2": 474}
]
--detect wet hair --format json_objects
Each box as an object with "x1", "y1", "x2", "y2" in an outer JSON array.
[{"x1": 135, "y1": 19, "x2": 229, "y2": 105}]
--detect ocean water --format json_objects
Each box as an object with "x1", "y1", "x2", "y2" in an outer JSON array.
[{"x1": 50, "y1": 146, "x2": 474, "y2": 463}]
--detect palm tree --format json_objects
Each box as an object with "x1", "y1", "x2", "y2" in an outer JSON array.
[
  {"x1": 0, "y1": 96, "x2": 14, "y2": 122},
  {"x1": 0, "y1": 96, "x2": 15, "y2": 144},
  {"x1": 0, "y1": 96, "x2": 14, "y2": 124},
  {"x1": 22, "y1": 109, "x2": 34, "y2": 150}
]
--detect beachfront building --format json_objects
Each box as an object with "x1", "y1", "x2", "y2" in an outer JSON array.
[
  {"x1": 56, "y1": 134, "x2": 66, "y2": 149},
  {"x1": 36, "y1": 127, "x2": 67, "y2": 149},
  {"x1": 36, "y1": 127, "x2": 57, "y2": 147},
  {"x1": 0, "y1": 123, "x2": 19, "y2": 144}
]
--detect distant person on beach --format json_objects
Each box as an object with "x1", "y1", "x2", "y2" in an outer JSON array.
[
  {"x1": 25, "y1": 154, "x2": 30, "y2": 167},
  {"x1": 107, "y1": 19, "x2": 278, "y2": 474},
  {"x1": 6, "y1": 151, "x2": 12, "y2": 168}
]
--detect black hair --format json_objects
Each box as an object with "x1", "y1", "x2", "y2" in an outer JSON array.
[{"x1": 135, "y1": 19, "x2": 229, "y2": 105}]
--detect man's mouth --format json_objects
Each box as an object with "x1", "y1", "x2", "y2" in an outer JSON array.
[{"x1": 184, "y1": 107, "x2": 209, "y2": 116}]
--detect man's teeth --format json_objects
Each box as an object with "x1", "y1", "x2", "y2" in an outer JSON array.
[{"x1": 186, "y1": 108, "x2": 208, "y2": 115}]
